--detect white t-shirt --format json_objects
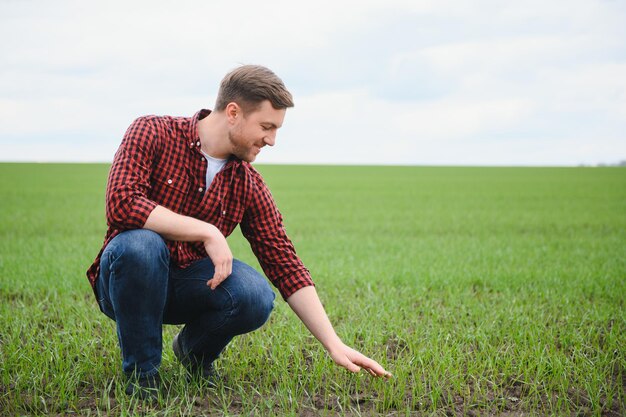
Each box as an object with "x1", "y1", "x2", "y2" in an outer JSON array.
[{"x1": 200, "y1": 150, "x2": 228, "y2": 190}]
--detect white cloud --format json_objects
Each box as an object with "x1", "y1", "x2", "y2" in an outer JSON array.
[
  {"x1": 257, "y1": 90, "x2": 535, "y2": 165},
  {"x1": 0, "y1": 0, "x2": 624, "y2": 165}
]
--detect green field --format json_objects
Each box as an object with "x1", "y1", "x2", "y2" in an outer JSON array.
[{"x1": 1, "y1": 163, "x2": 624, "y2": 416}]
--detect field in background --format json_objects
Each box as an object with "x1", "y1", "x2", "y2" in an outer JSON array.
[{"x1": 0, "y1": 163, "x2": 624, "y2": 416}]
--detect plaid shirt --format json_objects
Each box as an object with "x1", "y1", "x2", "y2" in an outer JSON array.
[{"x1": 86, "y1": 109, "x2": 313, "y2": 299}]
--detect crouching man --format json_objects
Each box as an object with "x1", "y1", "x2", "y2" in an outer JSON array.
[{"x1": 86, "y1": 65, "x2": 390, "y2": 399}]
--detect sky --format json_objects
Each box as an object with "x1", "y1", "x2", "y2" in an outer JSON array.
[{"x1": 1, "y1": 0, "x2": 625, "y2": 166}]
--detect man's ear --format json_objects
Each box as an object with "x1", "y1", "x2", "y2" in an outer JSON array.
[{"x1": 225, "y1": 102, "x2": 240, "y2": 124}]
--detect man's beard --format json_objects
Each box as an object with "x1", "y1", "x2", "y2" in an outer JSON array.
[{"x1": 228, "y1": 130, "x2": 255, "y2": 162}]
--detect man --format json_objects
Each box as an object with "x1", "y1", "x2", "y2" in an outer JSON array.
[{"x1": 87, "y1": 65, "x2": 390, "y2": 399}]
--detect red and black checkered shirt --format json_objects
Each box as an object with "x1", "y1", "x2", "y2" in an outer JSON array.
[{"x1": 86, "y1": 109, "x2": 313, "y2": 300}]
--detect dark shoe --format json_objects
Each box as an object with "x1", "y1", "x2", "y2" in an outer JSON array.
[
  {"x1": 125, "y1": 373, "x2": 160, "y2": 401},
  {"x1": 172, "y1": 333, "x2": 219, "y2": 384}
]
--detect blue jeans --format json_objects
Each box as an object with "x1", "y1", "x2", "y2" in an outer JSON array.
[{"x1": 96, "y1": 229, "x2": 276, "y2": 377}]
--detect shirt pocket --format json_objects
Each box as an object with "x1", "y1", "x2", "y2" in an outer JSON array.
[{"x1": 151, "y1": 171, "x2": 191, "y2": 212}]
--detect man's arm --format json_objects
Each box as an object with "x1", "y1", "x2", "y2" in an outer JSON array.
[
  {"x1": 143, "y1": 205, "x2": 233, "y2": 290},
  {"x1": 106, "y1": 117, "x2": 159, "y2": 230},
  {"x1": 241, "y1": 169, "x2": 390, "y2": 377},
  {"x1": 239, "y1": 170, "x2": 314, "y2": 298},
  {"x1": 287, "y1": 286, "x2": 392, "y2": 378},
  {"x1": 106, "y1": 116, "x2": 233, "y2": 288}
]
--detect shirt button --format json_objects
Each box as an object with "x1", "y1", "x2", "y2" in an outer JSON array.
[
  {"x1": 222, "y1": 210, "x2": 226, "y2": 216},
  {"x1": 167, "y1": 179, "x2": 173, "y2": 184},
  {"x1": 178, "y1": 245, "x2": 182, "y2": 250},
  {"x1": 196, "y1": 141, "x2": 200, "y2": 146},
  {"x1": 198, "y1": 187, "x2": 203, "y2": 192}
]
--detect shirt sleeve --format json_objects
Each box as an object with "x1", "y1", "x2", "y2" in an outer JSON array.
[
  {"x1": 105, "y1": 116, "x2": 159, "y2": 230},
  {"x1": 240, "y1": 171, "x2": 314, "y2": 300}
]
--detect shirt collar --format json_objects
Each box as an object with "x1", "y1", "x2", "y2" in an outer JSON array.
[
  {"x1": 188, "y1": 109, "x2": 212, "y2": 149},
  {"x1": 189, "y1": 109, "x2": 245, "y2": 172}
]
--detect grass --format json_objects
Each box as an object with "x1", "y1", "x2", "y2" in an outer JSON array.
[{"x1": 0, "y1": 163, "x2": 624, "y2": 416}]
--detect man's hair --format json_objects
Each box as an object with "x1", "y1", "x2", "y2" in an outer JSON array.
[{"x1": 214, "y1": 65, "x2": 294, "y2": 114}]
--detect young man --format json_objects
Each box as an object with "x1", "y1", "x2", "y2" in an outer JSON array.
[{"x1": 87, "y1": 65, "x2": 390, "y2": 398}]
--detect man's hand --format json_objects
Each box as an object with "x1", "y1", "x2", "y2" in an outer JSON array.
[
  {"x1": 204, "y1": 225, "x2": 233, "y2": 290},
  {"x1": 287, "y1": 286, "x2": 392, "y2": 379},
  {"x1": 144, "y1": 206, "x2": 234, "y2": 290},
  {"x1": 329, "y1": 342, "x2": 392, "y2": 378}
]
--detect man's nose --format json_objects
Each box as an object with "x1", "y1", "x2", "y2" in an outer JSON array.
[{"x1": 264, "y1": 133, "x2": 276, "y2": 147}]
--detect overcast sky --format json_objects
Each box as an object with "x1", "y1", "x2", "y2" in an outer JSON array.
[{"x1": 1, "y1": 0, "x2": 624, "y2": 165}]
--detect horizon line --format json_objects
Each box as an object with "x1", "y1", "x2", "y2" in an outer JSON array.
[{"x1": 1, "y1": 160, "x2": 624, "y2": 168}]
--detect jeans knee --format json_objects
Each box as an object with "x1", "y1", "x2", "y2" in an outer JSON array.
[
  {"x1": 120, "y1": 229, "x2": 167, "y2": 260},
  {"x1": 112, "y1": 229, "x2": 166, "y2": 263},
  {"x1": 227, "y1": 281, "x2": 273, "y2": 333},
  {"x1": 104, "y1": 229, "x2": 169, "y2": 288}
]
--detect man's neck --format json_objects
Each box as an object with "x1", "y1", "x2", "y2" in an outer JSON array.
[{"x1": 197, "y1": 111, "x2": 231, "y2": 159}]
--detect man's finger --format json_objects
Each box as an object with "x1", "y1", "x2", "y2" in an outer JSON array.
[
  {"x1": 207, "y1": 269, "x2": 223, "y2": 289},
  {"x1": 211, "y1": 262, "x2": 233, "y2": 290},
  {"x1": 345, "y1": 362, "x2": 361, "y2": 373},
  {"x1": 206, "y1": 276, "x2": 218, "y2": 289},
  {"x1": 211, "y1": 274, "x2": 222, "y2": 290},
  {"x1": 368, "y1": 367, "x2": 392, "y2": 378},
  {"x1": 354, "y1": 356, "x2": 391, "y2": 378}
]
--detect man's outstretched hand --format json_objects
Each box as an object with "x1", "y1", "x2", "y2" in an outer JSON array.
[
  {"x1": 287, "y1": 286, "x2": 392, "y2": 379},
  {"x1": 329, "y1": 342, "x2": 392, "y2": 378}
]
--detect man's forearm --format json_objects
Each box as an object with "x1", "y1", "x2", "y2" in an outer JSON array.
[
  {"x1": 287, "y1": 286, "x2": 343, "y2": 353},
  {"x1": 144, "y1": 206, "x2": 234, "y2": 289},
  {"x1": 143, "y1": 205, "x2": 213, "y2": 242}
]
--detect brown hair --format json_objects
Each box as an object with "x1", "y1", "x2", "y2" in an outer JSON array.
[{"x1": 214, "y1": 65, "x2": 294, "y2": 114}]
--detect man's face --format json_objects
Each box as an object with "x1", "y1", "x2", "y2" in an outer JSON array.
[{"x1": 228, "y1": 100, "x2": 286, "y2": 163}]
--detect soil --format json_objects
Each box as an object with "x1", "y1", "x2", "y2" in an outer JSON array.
[{"x1": 4, "y1": 376, "x2": 623, "y2": 417}]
